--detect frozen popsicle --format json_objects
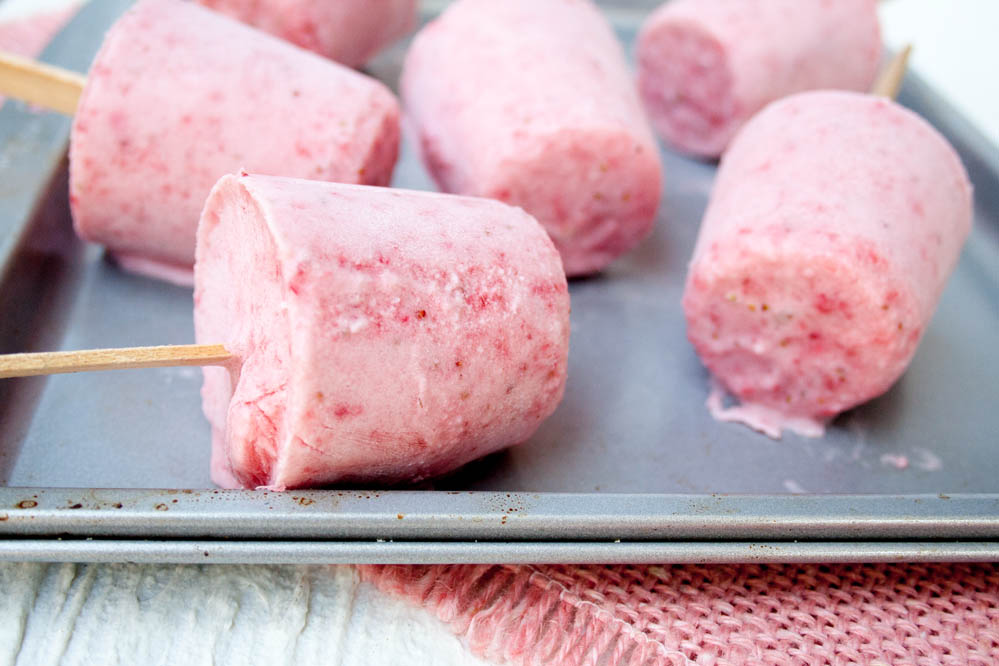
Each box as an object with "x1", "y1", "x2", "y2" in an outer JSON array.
[
  {"x1": 0, "y1": 175, "x2": 570, "y2": 489},
  {"x1": 401, "y1": 0, "x2": 662, "y2": 277},
  {"x1": 195, "y1": 0, "x2": 417, "y2": 68},
  {"x1": 682, "y1": 90, "x2": 973, "y2": 437},
  {"x1": 195, "y1": 174, "x2": 570, "y2": 489},
  {"x1": 637, "y1": 0, "x2": 882, "y2": 158},
  {"x1": 0, "y1": 0, "x2": 400, "y2": 285}
]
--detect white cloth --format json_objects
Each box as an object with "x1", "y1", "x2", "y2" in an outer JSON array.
[{"x1": 0, "y1": 563, "x2": 491, "y2": 666}]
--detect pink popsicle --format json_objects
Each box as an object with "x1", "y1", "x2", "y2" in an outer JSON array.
[
  {"x1": 637, "y1": 0, "x2": 882, "y2": 158},
  {"x1": 682, "y1": 91, "x2": 972, "y2": 437},
  {"x1": 195, "y1": 0, "x2": 417, "y2": 68},
  {"x1": 195, "y1": 174, "x2": 570, "y2": 490},
  {"x1": 69, "y1": 0, "x2": 400, "y2": 285},
  {"x1": 402, "y1": 0, "x2": 662, "y2": 277}
]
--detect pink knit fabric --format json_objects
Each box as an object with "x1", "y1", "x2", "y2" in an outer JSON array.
[
  {"x1": 360, "y1": 563, "x2": 999, "y2": 665},
  {"x1": 0, "y1": 5, "x2": 78, "y2": 108}
]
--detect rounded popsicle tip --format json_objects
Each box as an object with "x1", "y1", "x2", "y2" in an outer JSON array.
[
  {"x1": 636, "y1": 0, "x2": 883, "y2": 158},
  {"x1": 683, "y1": 89, "x2": 972, "y2": 436},
  {"x1": 684, "y1": 247, "x2": 921, "y2": 424},
  {"x1": 477, "y1": 127, "x2": 662, "y2": 277},
  {"x1": 636, "y1": 15, "x2": 737, "y2": 159}
]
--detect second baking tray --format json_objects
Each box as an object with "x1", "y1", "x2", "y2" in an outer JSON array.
[{"x1": 1, "y1": 0, "x2": 998, "y2": 563}]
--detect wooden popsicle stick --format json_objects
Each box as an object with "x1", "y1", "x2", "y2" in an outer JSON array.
[
  {"x1": 870, "y1": 44, "x2": 913, "y2": 99},
  {"x1": 0, "y1": 51, "x2": 86, "y2": 115},
  {"x1": 0, "y1": 345, "x2": 232, "y2": 379}
]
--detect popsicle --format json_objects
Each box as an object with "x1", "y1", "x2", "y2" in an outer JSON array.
[
  {"x1": 0, "y1": 0, "x2": 400, "y2": 286},
  {"x1": 0, "y1": 175, "x2": 570, "y2": 490},
  {"x1": 195, "y1": 174, "x2": 570, "y2": 489},
  {"x1": 401, "y1": 0, "x2": 662, "y2": 277},
  {"x1": 682, "y1": 90, "x2": 973, "y2": 437},
  {"x1": 637, "y1": 0, "x2": 882, "y2": 158},
  {"x1": 195, "y1": 0, "x2": 417, "y2": 68}
]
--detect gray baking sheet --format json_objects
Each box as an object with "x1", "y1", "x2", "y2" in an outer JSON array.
[{"x1": 0, "y1": 0, "x2": 997, "y2": 563}]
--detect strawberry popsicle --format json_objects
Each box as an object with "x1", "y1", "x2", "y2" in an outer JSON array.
[
  {"x1": 69, "y1": 0, "x2": 400, "y2": 285},
  {"x1": 402, "y1": 0, "x2": 662, "y2": 277},
  {"x1": 682, "y1": 91, "x2": 973, "y2": 437},
  {"x1": 195, "y1": 0, "x2": 417, "y2": 68},
  {"x1": 195, "y1": 174, "x2": 570, "y2": 490},
  {"x1": 637, "y1": 0, "x2": 882, "y2": 158}
]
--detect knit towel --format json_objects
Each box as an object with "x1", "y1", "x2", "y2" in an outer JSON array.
[{"x1": 360, "y1": 563, "x2": 999, "y2": 666}]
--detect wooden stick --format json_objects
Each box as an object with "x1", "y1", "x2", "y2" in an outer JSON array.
[
  {"x1": 0, "y1": 345, "x2": 232, "y2": 379},
  {"x1": 870, "y1": 44, "x2": 913, "y2": 99},
  {"x1": 0, "y1": 51, "x2": 86, "y2": 115}
]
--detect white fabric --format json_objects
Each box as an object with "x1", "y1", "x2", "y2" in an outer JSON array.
[{"x1": 0, "y1": 563, "x2": 492, "y2": 666}]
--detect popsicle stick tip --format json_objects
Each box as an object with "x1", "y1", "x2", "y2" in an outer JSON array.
[
  {"x1": 0, "y1": 345, "x2": 232, "y2": 379},
  {"x1": 0, "y1": 51, "x2": 86, "y2": 115},
  {"x1": 871, "y1": 44, "x2": 913, "y2": 100}
]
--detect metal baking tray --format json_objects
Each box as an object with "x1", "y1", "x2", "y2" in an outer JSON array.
[{"x1": 1, "y1": 0, "x2": 997, "y2": 564}]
